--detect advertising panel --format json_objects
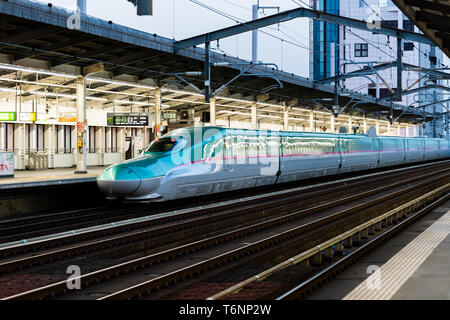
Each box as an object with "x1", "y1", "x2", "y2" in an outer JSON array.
[{"x1": 0, "y1": 152, "x2": 14, "y2": 177}]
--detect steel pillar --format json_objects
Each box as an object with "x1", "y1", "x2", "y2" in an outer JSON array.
[
  {"x1": 75, "y1": 75, "x2": 87, "y2": 174},
  {"x1": 155, "y1": 88, "x2": 161, "y2": 138},
  {"x1": 204, "y1": 41, "x2": 211, "y2": 103},
  {"x1": 210, "y1": 96, "x2": 216, "y2": 126}
]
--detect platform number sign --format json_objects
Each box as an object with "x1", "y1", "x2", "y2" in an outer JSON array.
[{"x1": 107, "y1": 113, "x2": 149, "y2": 126}]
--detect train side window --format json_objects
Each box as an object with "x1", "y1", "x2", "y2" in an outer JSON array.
[
  {"x1": 224, "y1": 136, "x2": 233, "y2": 164},
  {"x1": 258, "y1": 135, "x2": 267, "y2": 158},
  {"x1": 267, "y1": 136, "x2": 280, "y2": 157},
  {"x1": 235, "y1": 135, "x2": 246, "y2": 164},
  {"x1": 248, "y1": 136, "x2": 258, "y2": 157},
  {"x1": 203, "y1": 138, "x2": 222, "y2": 161}
]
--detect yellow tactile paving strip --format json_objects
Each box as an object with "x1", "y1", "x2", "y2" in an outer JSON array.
[{"x1": 343, "y1": 209, "x2": 450, "y2": 300}]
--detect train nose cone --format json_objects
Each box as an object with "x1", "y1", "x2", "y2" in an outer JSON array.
[{"x1": 97, "y1": 166, "x2": 142, "y2": 196}]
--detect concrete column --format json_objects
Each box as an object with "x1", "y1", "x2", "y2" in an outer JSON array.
[
  {"x1": 0, "y1": 123, "x2": 5, "y2": 151},
  {"x1": 405, "y1": 125, "x2": 409, "y2": 137},
  {"x1": 312, "y1": 252, "x2": 322, "y2": 266},
  {"x1": 283, "y1": 107, "x2": 289, "y2": 131},
  {"x1": 30, "y1": 124, "x2": 37, "y2": 152},
  {"x1": 376, "y1": 119, "x2": 380, "y2": 135},
  {"x1": 155, "y1": 88, "x2": 161, "y2": 137},
  {"x1": 210, "y1": 96, "x2": 216, "y2": 126},
  {"x1": 344, "y1": 237, "x2": 353, "y2": 248},
  {"x1": 363, "y1": 116, "x2": 367, "y2": 134},
  {"x1": 387, "y1": 122, "x2": 391, "y2": 135},
  {"x1": 354, "y1": 233, "x2": 361, "y2": 245},
  {"x1": 97, "y1": 127, "x2": 105, "y2": 166},
  {"x1": 397, "y1": 124, "x2": 401, "y2": 136},
  {"x1": 47, "y1": 124, "x2": 55, "y2": 168},
  {"x1": 118, "y1": 128, "x2": 126, "y2": 162},
  {"x1": 251, "y1": 102, "x2": 258, "y2": 129},
  {"x1": 17, "y1": 123, "x2": 26, "y2": 170},
  {"x1": 330, "y1": 115, "x2": 335, "y2": 133},
  {"x1": 309, "y1": 111, "x2": 314, "y2": 132},
  {"x1": 75, "y1": 75, "x2": 87, "y2": 174},
  {"x1": 348, "y1": 117, "x2": 352, "y2": 133},
  {"x1": 335, "y1": 242, "x2": 344, "y2": 255}
]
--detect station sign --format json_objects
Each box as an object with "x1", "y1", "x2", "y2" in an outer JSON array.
[
  {"x1": 0, "y1": 112, "x2": 16, "y2": 121},
  {"x1": 36, "y1": 113, "x2": 54, "y2": 122},
  {"x1": 19, "y1": 112, "x2": 37, "y2": 122},
  {"x1": 163, "y1": 112, "x2": 177, "y2": 120},
  {"x1": 58, "y1": 112, "x2": 77, "y2": 123},
  {"x1": 107, "y1": 113, "x2": 149, "y2": 126}
]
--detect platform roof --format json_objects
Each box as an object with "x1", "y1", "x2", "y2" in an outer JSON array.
[
  {"x1": 0, "y1": 0, "x2": 436, "y2": 124},
  {"x1": 392, "y1": 0, "x2": 450, "y2": 59}
]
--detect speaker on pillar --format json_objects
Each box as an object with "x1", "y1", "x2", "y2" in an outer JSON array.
[
  {"x1": 181, "y1": 110, "x2": 189, "y2": 120},
  {"x1": 202, "y1": 112, "x2": 210, "y2": 123}
]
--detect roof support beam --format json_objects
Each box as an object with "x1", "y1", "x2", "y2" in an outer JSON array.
[{"x1": 174, "y1": 7, "x2": 434, "y2": 51}]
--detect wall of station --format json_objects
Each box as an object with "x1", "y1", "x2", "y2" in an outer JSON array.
[
  {"x1": 0, "y1": 98, "x2": 419, "y2": 171},
  {"x1": 0, "y1": 100, "x2": 153, "y2": 170}
]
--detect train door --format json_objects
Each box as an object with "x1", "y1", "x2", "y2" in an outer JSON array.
[
  {"x1": 374, "y1": 137, "x2": 381, "y2": 168},
  {"x1": 337, "y1": 135, "x2": 348, "y2": 173}
]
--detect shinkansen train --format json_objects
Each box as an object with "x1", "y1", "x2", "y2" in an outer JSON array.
[{"x1": 97, "y1": 126, "x2": 450, "y2": 201}]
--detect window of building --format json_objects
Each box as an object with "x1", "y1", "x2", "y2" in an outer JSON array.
[
  {"x1": 381, "y1": 20, "x2": 398, "y2": 29},
  {"x1": 403, "y1": 20, "x2": 414, "y2": 32},
  {"x1": 379, "y1": 0, "x2": 394, "y2": 7},
  {"x1": 404, "y1": 42, "x2": 414, "y2": 51},
  {"x1": 380, "y1": 88, "x2": 397, "y2": 99},
  {"x1": 355, "y1": 43, "x2": 368, "y2": 57}
]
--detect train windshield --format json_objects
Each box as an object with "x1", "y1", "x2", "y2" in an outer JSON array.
[{"x1": 145, "y1": 137, "x2": 178, "y2": 153}]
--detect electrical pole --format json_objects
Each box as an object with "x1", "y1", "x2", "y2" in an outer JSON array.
[
  {"x1": 252, "y1": 1, "x2": 279, "y2": 63},
  {"x1": 77, "y1": 0, "x2": 86, "y2": 14}
]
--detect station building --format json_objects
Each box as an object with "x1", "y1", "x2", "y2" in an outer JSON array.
[{"x1": 310, "y1": 0, "x2": 449, "y2": 138}]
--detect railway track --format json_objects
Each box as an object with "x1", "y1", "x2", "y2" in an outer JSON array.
[
  {"x1": 0, "y1": 160, "x2": 443, "y2": 244},
  {"x1": 208, "y1": 189, "x2": 449, "y2": 300},
  {"x1": 1, "y1": 160, "x2": 448, "y2": 300}
]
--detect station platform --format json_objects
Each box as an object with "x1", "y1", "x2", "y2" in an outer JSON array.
[
  {"x1": 306, "y1": 199, "x2": 450, "y2": 300},
  {"x1": 0, "y1": 166, "x2": 108, "y2": 218},
  {"x1": 0, "y1": 166, "x2": 106, "y2": 190}
]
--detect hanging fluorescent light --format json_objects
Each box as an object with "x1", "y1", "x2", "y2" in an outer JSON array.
[
  {"x1": 86, "y1": 77, "x2": 156, "y2": 90},
  {"x1": 0, "y1": 64, "x2": 77, "y2": 79}
]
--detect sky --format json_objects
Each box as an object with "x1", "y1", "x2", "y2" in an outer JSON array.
[
  {"x1": 36, "y1": 0, "x2": 449, "y2": 78},
  {"x1": 40, "y1": 0, "x2": 312, "y2": 77}
]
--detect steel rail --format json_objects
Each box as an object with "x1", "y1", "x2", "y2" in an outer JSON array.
[
  {"x1": 2, "y1": 161, "x2": 445, "y2": 259},
  {"x1": 99, "y1": 174, "x2": 447, "y2": 300},
  {"x1": 276, "y1": 192, "x2": 450, "y2": 300},
  {"x1": 0, "y1": 165, "x2": 446, "y2": 274},
  {"x1": 208, "y1": 185, "x2": 450, "y2": 300},
  {"x1": 2, "y1": 163, "x2": 448, "y2": 300}
]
